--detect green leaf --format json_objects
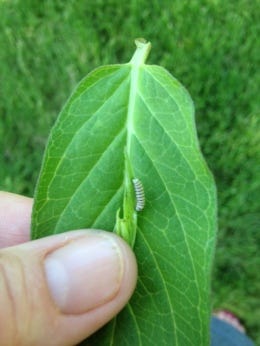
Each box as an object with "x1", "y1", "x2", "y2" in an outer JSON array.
[{"x1": 31, "y1": 39, "x2": 217, "y2": 345}]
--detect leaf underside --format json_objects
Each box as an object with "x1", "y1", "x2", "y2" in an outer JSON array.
[{"x1": 31, "y1": 43, "x2": 216, "y2": 346}]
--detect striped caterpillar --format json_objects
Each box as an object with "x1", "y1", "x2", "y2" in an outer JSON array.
[{"x1": 132, "y1": 178, "x2": 145, "y2": 211}]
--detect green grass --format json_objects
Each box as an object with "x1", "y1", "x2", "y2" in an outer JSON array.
[{"x1": 0, "y1": 0, "x2": 259, "y2": 343}]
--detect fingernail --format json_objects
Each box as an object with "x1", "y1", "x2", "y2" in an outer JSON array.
[{"x1": 44, "y1": 233, "x2": 124, "y2": 314}]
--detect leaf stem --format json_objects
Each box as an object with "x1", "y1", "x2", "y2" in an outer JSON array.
[{"x1": 130, "y1": 38, "x2": 151, "y2": 66}]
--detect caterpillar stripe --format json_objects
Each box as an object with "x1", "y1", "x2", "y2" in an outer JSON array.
[{"x1": 132, "y1": 178, "x2": 145, "y2": 211}]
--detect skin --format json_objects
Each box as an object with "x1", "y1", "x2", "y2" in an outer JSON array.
[{"x1": 0, "y1": 191, "x2": 137, "y2": 346}]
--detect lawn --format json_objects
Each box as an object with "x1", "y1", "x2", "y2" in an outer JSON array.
[{"x1": 0, "y1": 0, "x2": 259, "y2": 343}]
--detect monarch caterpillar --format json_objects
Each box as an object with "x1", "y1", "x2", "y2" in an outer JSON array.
[{"x1": 132, "y1": 178, "x2": 145, "y2": 211}]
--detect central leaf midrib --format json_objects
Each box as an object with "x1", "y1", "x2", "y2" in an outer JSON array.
[{"x1": 126, "y1": 62, "x2": 140, "y2": 155}]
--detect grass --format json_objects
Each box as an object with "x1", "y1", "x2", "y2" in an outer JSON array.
[{"x1": 0, "y1": 0, "x2": 259, "y2": 343}]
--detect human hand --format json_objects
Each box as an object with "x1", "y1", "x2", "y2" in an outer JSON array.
[{"x1": 0, "y1": 192, "x2": 137, "y2": 346}]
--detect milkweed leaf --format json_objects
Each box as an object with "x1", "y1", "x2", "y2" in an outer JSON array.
[{"x1": 31, "y1": 39, "x2": 217, "y2": 346}]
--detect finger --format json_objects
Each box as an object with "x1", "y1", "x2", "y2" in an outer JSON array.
[
  {"x1": 0, "y1": 191, "x2": 33, "y2": 248},
  {"x1": 0, "y1": 230, "x2": 137, "y2": 346}
]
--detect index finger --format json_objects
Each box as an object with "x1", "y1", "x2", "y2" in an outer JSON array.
[{"x1": 0, "y1": 192, "x2": 32, "y2": 248}]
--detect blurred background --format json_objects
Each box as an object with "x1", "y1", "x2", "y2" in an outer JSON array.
[{"x1": 0, "y1": 0, "x2": 259, "y2": 342}]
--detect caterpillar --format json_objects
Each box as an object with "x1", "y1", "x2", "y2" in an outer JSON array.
[{"x1": 132, "y1": 178, "x2": 145, "y2": 211}]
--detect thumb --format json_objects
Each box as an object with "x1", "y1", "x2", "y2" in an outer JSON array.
[{"x1": 0, "y1": 230, "x2": 137, "y2": 346}]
